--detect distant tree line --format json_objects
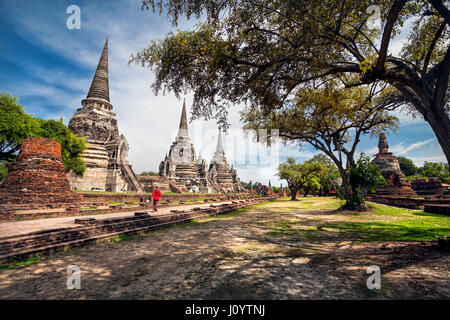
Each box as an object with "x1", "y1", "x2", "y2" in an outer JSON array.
[
  {"x1": 139, "y1": 171, "x2": 159, "y2": 176},
  {"x1": 397, "y1": 157, "x2": 450, "y2": 184}
]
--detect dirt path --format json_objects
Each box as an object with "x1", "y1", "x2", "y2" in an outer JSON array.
[{"x1": 0, "y1": 199, "x2": 448, "y2": 299}]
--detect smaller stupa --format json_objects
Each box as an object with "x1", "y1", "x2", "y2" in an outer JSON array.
[
  {"x1": 0, "y1": 137, "x2": 81, "y2": 205},
  {"x1": 371, "y1": 133, "x2": 416, "y2": 196}
]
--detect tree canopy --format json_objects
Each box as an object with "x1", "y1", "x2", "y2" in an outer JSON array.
[
  {"x1": 133, "y1": 0, "x2": 450, "y2": 163},
  {"x1": 0, "y1": 93, "x2": 86, "y2": 176},
  {"x1": 397, "y1": 156, "x2": 418, "y2": 176},
  {"x1": 277, "y1": 157, "x2": 328, "y2": 200},
  {"x1": 418, "y1": 161, "x2": 450, "y2": 183},
  {"x1": 306, "y1": 154, "x2": 341, "y2": 196},
  {"x1": 242, "y1": 84, "x2": 398, "y2": 198}
]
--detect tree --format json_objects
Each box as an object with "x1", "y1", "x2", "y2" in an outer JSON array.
[
  {"x1": 302, "y1": 177, "x2": 321, "y2": 197},
  {"x1": 36, "y1": 120, "x2": 86, "y2": 177},
  {"x1": 134, "y1": 0, "x2": 450, "y2": 164},
  {"x1": 243, "y1": 84, "x2": 398, "y2": 203},
  {"x1": 417, "y1": 161, "x2": 450, "y2": 183},
  {"x1": 140, "y1": 171, "x2": 159, "y2": 176},
  {"x1": 277, "y1": 157, "x2": 328, "y2": 200},
  {"x1": 348, "y1": 153, "x2": 386, "y2": 209},
  {"x1": 0, "y1": 93, "x2": 86, "y2": 176},
  {"x1": 397, "y1": 156, "x2": 418, "y2": 176},
  {"x1": 306, "y1": 154, "x2": 340, "y2": 196},
  {"x1": 0, "y1": 93, "x2": 40, "y2": 161}
]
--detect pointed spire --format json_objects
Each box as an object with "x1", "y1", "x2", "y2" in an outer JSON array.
[
  {"x1": 378, "y1": 133, "x2": 389, "y2": 153},
  {"x1": 60, "y1": 113, "x2": 63, "y2": 123},
  {"x1": 177, "y1": 98, "x2": 189, "y2": 138},
  {"x1": 269, "y1": 180, "x2": 272, "y2": 188},
  {"x1": 212, "y1": 128, "x2": 226, "y2": 163},
  {"x1": 86, "y1": 38, "x2": 110, "y2": 102}
]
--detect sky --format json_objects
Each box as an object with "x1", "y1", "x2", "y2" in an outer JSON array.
[{"x1": 0, "y1": 0, "x2": 446, "y2": 186}]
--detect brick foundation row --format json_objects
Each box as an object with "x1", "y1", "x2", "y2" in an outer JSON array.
[
  {"x1": 0, "y1": 197, "x2": 277, "y2": 262},
  {"x1": 0, "y1": 194, "x2": 254, "y2": 221}
]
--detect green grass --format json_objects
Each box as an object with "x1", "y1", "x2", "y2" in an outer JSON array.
[
  {"x1": 0, "y1": 255, "x2": 43, "y2": 271},
  {"x1": 324, "y1": 203, "x2": 450, "y2": 242},
  {"x1": 265, "y1": 199, "x2": 450, "y2": 242}
]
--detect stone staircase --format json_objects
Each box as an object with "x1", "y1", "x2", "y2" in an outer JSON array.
[
  {"x1": 207, "y1": 176, "x2": 225, "y2": 194},
  {"x1": 120, "y1": 162, "x2": 145, "y2": 193}
]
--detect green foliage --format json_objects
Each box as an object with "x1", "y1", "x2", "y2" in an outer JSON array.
[
  {"x1": 278, "y1": 157, "x2": 328, "y2": 200},
  {"x1": 347, "y1": 153, "x2": 385, "y2": 209},
  {"x1": 350, "y1": 153, "x2": 386, "y2": 193},
  {"x1": 135, "y1": 0, "x2": 450, "y2": 165},
  {"x1": 397, "y1": 156, "x2": 417, "y2": 176},
  {"x1": 36, "y1": 119, "x2": 86, "y2": 177},
  {"x1": 306, "y1": 154, "x2": 340, "y2": 195},
  {"x1": 417, "y1": 162, "x2": 450, "y2": 183},
  {"x1": 140, "y1": 171, "x2": 159, "y2": 176},
  {"x1": 0, "y1": 161, "x2": 8, "y2": 181},
  {"x1": 406, "y1": 174, "x2": 428, "y2": 183},
  {"x1": 0, "y1": 93, "x2": 40, "y2": 160},
  {"x1": 0, "y1": 93, "x2": 86, "y2": 176}
]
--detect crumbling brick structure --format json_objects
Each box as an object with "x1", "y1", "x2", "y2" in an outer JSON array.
[
  {"x1": 411, "y1": 178, "x2": 445, "y2": 195},
  {"x1": 0, "y1": 137, "x2": 80, "y2": 204},
  {"x1": 371, "y1": 133, "x2": 416, "y2": 196}
]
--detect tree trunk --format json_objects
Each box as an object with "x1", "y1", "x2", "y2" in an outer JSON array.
[
  {"x1": 426, "y1": 110, "x2": 450, "y2": 166},
  {"x1": 290, "y1": 187, "x2": 298, "y2": 200}
]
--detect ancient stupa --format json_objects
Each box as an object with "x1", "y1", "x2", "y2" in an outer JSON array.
[
  {"x1": 158, "y1": 100, "x2": 212, "y2": 192},
  {"x1": 67, "y1": 38, "x2": 143, "y2": 193},
  {"x1": 0, "y1": 138, "x2": 80, "y2": 205},
  {"x1": 371, "y1": 133, "x2": 416, "y2": 196},
  {"x1": 208, "y1": 129, "x2": 246, "y2": 193}
]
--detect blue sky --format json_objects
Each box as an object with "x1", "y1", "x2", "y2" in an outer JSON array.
[{"x1": 0, "y1": 0, "x2": 446, "y2": 185}]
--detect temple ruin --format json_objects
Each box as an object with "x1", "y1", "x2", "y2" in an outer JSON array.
[
  {"x1": 208, "y1": 129, "x2": 246, "y2": 193},
  {"x1": 158, "y1": 101, "x2": 246, "y2": 194},
  {"x1": 371, "y1": 133, "x2": 416, "y2": 196},
  {"x1": 0, "y1": 137, "x2": 80, "y2": 205},
  {"x1": 67, "y1": 38, "x2": 143, "y2": 193},
  {"x1": 158, "y1": 100, "x2": 213, "y2": 193}
]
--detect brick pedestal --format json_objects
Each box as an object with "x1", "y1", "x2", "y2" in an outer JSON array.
[{"x1": 0, "y1": 137, "x2": 80, "y2": 205}]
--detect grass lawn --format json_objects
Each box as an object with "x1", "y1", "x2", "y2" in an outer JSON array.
[{"x1": 263, "y1": 197, "x2": 450, "y2": 242}]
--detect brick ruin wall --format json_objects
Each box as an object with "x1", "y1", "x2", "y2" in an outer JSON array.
[{"x1": 0, "y1": 137, "x2": 80, "y2": 205}]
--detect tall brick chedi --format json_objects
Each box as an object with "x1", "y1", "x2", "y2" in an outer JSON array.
[
  {"x1": 68, "y1": 38, "x2": 143, "y2": 192},
  {"x1": 0, "y1": 138, "x2": 80, "y2": 204}
]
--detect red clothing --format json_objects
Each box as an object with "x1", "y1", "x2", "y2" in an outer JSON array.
[{"x1": 152, "y1": 189, "x2": 161, "y2": 201}]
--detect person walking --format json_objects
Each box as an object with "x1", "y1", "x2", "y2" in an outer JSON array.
[{"x1": 152, "y1": 186, "x2": 161, "y2": 212}]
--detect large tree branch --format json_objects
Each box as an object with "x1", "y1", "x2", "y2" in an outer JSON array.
[
  {"x1": 422, "y1": 21, "x2": 447, "y2": 76},
  {"x1": 375, "y1": 0, "x2": 408, "y2": 73},
  {"x1": 429, "y1": 0, "x2": 450, "y2": 25},
  {"x1": 432, "y1": 42, "x2": 450, "y2": 111}
]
